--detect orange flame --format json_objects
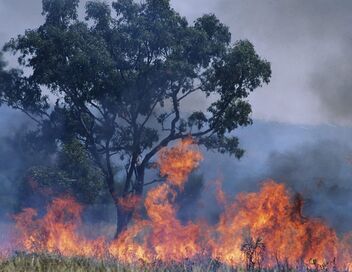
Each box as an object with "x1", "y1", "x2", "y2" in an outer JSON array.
[
  {"x1": 3, "y1": 138, "x2": 352, "y2": 270},
  {"x1": 109, "y1": 138, "x2": 204, "y2": 263},
  {"x1": 117, "y1": 195, "x2": 141, "y2": 212},
  {"x1": 158, "y1": 137, "x2": 203, "y2": 188},
  {"x1": 13, "y1": 197, "x2": 106, "y2": 258},
  {"x1": 211, "y1": 181, "x2": 344, "y2": 269}
]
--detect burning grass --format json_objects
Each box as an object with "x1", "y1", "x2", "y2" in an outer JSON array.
[{"x1": 2, "y1": 139, "x2": 352, "y2": 271}]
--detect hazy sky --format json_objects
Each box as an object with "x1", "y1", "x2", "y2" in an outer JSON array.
[{"x1": 1, "y1": 0, "x2": 352, "y2": 125}]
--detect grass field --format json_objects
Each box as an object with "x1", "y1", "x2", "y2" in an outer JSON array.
[
  {"x1": 0, "y1": 254, "x2": 239, "y2": 272},
  {"x1": 1, "y1": 253, "x2": 343, "y2": 271}
]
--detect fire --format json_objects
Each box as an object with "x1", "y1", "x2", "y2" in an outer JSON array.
[
  {"x1": 144, "y1": 138, "x2": 204, "y2": 261},
  {"x1": 211, "y1": 181, "x2": 343, "y2": 269},
  {"x1": 2, "y1": 138, "x2": 352, "y2": 270},
  {"x1": 158, "y1": 137, "x2": 203, "y2": 187},
  {"x1": 109, "y1": 137, "x2": 204, "y2": 263},
  {"x1": 117, "y1": 195, "x2": 141, "y2": 212},
  {"x1": 13, "y1": 197, "x2": 106, "y2": 258}
]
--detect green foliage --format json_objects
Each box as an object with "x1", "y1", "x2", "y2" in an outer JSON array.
[
  {"x1": 42, "y1": 0, "x2": 80, "y2": 26},
  {"x1": 20, "y1": 140, "x2": 107, "y2": 205},
  {"x1": 57, "y1": 139, "x2": 106, "y2": 203},
  {"x1": 1, "y1": 0, "x2": 271, "y2": 206},
  {"x1": 0, "y1": 127, "x2": 57, "y2": 212},
  {"x1": 0, "y1": 54, "x2": 48, "y2": 117},
  {"x1": 200, "y1": 135, "x2": 244, "y2": 158}
]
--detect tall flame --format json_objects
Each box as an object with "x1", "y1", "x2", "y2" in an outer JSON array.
[
  {"x1": 109, "y1": 137, "x2": 204, "y2": 263},
  {"x1": 3, "y1": 138, "x2": 352, "y2": 270}
]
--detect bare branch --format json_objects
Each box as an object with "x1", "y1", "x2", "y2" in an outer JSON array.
[
  {"x1": 144, "y1": 178, "x2": 165, "y2": 187},
  {"x1": 14, "y1": 107, "x2": 43, "y2": 125},
  {"x1": 88, "y1": 101, "x2": 106, "y2": 123},
  {"x1": 140, "y1": 90, "x2": 181, "y2": 167},
  {"x1": 140, "y1": 98, "x2": 159, "y2": 128},
  {"x1": 177, "y1": 86, "x2": 202, "y2": 102}
]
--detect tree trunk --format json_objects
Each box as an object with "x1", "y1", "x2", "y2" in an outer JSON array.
[
  {"x1": 115, "y1": 204, "x2": 134, "y2": 237},
  {"x1": 114, "y1": 166, "x2": 145, "y2": 238}
]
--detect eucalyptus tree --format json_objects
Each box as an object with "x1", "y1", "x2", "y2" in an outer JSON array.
[{"x1": 1, "y1": 0, "x2": 271, "y2": 235}]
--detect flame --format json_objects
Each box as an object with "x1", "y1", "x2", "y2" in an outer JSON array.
[
  {"x1": 215, "y1": 179, "x2": 227, "y2": 206},
  {"x1": 144, "y1": 138, "x2": 204, "y2": 262},
  {"x1": 158, "y1": 137, "x2": 203, "y2": 188},
  {"x1": 109, "y1": 137, "x2": 204, "y2": 263},
  {"x1": 117, "y1": 195, "x2": 141, "y2": 212},
  {"x1": 211, "y1": 181, "x2": 343, "y2": 269},
  {"x1": 13, "y1": 197, "x2": 107, "y2": 258},
  {"x1": 2, "y1": 138, "x2": 352, "y2": 270}
]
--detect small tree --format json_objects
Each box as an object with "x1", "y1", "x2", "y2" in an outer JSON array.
[
  {"x1": 0, "y1": 125, "x2": 106, "y2": 210},
  {"x1": 1, "y1": 0, "x2": 271, "y2": 235},
  {"x1": 241, "y1": 235, "x2": 266, "y2": 270},
  {"x1": 19, "y1": 140, "x2": 106, "y2": 207}
]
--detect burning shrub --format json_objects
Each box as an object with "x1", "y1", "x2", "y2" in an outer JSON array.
[{"x1": 241, "y1": 234, "x2": 265, "y2": 270}]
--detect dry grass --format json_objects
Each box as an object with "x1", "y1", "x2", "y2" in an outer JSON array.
[
  {"x1": 1, "y1": 253, "x2": 339, "y2": 272},
  {"x1": 0, "y1": 254, "x2": 133, "y2": 272},
  {"x1": 0, "y1": 253, "x2": 238, "y2": 272}
]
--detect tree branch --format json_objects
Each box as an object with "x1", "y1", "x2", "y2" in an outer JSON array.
[
  {"x1": 140, "y1": 98, "x2": 159, "y2": 128},
  {"x1": 13, "y1": 106, "x2": 44, "y2": 125},
  {"x1": 140, "y1": 90, "x2": 181, "y2": 168},
  {"x1": 143, "y1": 178, "x2": 165, "y2": 187},
  {"x1": 177, "y1": 85, "x2": 202, "y2": 102}
]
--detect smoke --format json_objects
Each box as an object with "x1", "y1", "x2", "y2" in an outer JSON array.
[
  {"x1": 0, "y1": 0, "x2": 42, "y2": 67},
  {"x1": 194, "y1": 122, "x2": 352, "y2": 233},
  {"x1": 265, "y1": 140, "x2": 352, "y2": 232},
  {"x1": 310, "y1": 37, "x2": 352, "y2": 124},
  {"x1": 208, "y1": 0, "x2": 352, "y2": 124},
  {"x1": 214, "y1": 0, "x2": 352, "y2": 42},
  {"x1": 0, "y1": 109, "x2": 32, "y2": 215}
]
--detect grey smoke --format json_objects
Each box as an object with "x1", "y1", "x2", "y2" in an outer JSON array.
[
  {"x1": 209, "y1": 0, "x2": 352, "y2": 124},
  {"x1": 310, "y1": 37, "x2": 352, "y2": 124},
  {"x1": 265, "y1": 140, "x2": 352, "y2": 232},
  {"x1": 0, "y1": 116, "x2": 31, "y2": 216},
  {"x1": 196, "y1": 122, "x2": 352, "y2": 233}
]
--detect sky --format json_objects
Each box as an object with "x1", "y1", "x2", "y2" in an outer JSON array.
[
  {"x1": 175, "y1": 0, "x2": 352, "y2": 125},
  {"x1": 1, "y1": 0, "x2": 352, "y2": 230},
  {"x1": 1, "y1": 0, "x2": 352, "y2": 125}
]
